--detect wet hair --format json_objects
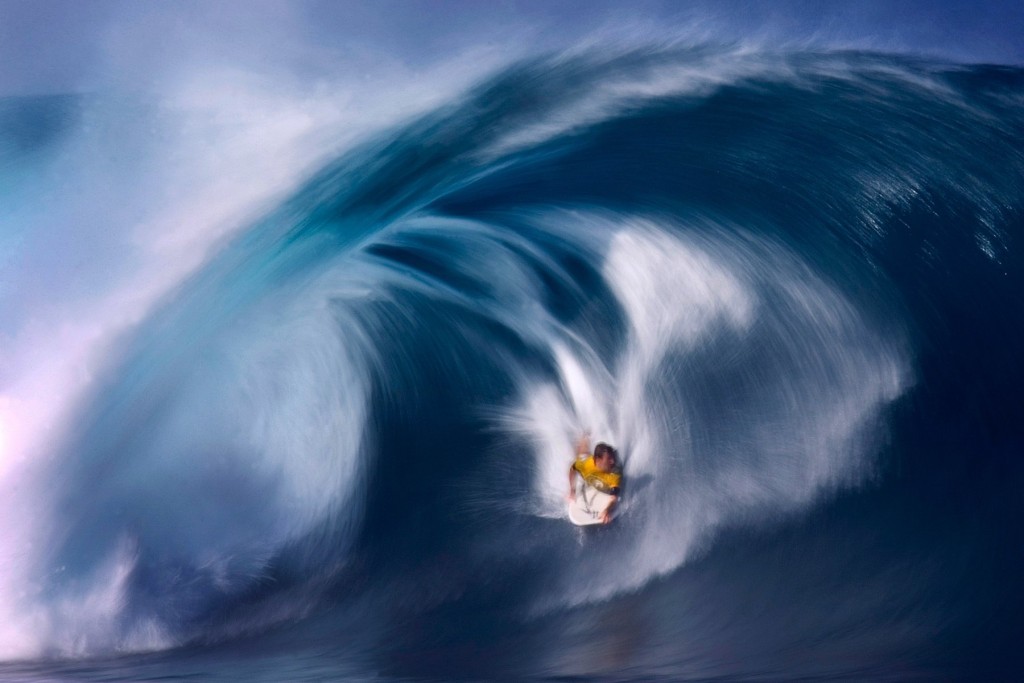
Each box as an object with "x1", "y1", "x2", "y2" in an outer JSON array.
[{"x1": 594, "y1": 442, "x2": 617, "y2": 461}]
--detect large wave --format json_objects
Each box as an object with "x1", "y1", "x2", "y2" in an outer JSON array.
[{"x1": 1, "y1": 44, "x2": 1022, "y2": 677}]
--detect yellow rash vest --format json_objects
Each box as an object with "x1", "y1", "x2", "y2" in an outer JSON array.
[{"x1": 573, "y1": 455, "x2": 622, "y2": 495}]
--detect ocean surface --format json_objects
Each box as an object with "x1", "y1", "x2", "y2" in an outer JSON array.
[{"x1": 1, "y1": 46, "x2": 1023, "y2": 681}]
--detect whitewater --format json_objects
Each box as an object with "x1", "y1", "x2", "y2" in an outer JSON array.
[{"x1": 1, "y1": 43, "x2": 1022, "y2": 681}]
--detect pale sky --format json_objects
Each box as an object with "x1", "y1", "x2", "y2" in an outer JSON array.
[{"x1": 1, "y1": 0, "x2": 1022, "y2": 95}]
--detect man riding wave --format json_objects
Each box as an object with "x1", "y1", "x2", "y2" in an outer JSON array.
[{"x1": 568, "y1": 432, "x2": 621, "y2": 524}]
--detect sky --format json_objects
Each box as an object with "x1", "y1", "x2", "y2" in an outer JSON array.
[{"x1": 1, "y1": 0, "x2": 1023, "y2": 96}]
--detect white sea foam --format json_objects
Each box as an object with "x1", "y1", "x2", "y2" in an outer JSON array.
[{"x1": 508, "y1": 215, "x2": 908, "y2": 612}]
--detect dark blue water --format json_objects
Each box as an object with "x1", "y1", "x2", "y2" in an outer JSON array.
[{"x1": 2, "y1": 47, "x2": 1023, "y2": 681}]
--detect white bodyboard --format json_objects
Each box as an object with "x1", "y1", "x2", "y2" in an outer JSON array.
[{"x1": 568, "y1": 482, "x2": 615, "y2": 526}]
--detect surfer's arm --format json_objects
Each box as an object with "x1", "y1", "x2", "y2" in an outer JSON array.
[
  {"x1": 599, "y1": 494, "x2": 619, "y2": 524},
  {"x1": 568, "y1": 431, "x2": 589, "y2": 501}
]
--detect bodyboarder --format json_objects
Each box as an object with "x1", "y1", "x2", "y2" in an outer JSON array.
[{"x1": 567, "y1": 432, "x2": 621, "y2": 524}]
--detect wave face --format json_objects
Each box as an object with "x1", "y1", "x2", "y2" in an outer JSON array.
[{"x1": 2, "y1": 47, "x2": 1024, "y2": 680}]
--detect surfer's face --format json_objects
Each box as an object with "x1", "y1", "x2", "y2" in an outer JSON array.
[{"x1": 595, "y1": 453, "x2": 615, "y2": 472}]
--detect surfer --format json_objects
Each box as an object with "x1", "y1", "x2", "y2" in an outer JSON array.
[{"x1": 568, "y1": 432, "x2": 622, "y2": 524}]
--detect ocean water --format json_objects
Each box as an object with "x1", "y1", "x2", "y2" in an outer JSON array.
[{"x1": 1, "y1": 46, "x2": 1022, "y2": 681}]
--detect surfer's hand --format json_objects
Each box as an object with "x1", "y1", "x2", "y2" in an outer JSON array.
[
  {"x1": 566, "y1": 490, "x2": 576, "y2": 502},
  {"x1": 599, "y1": 509, "x2": 611, "y2": 524}
]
